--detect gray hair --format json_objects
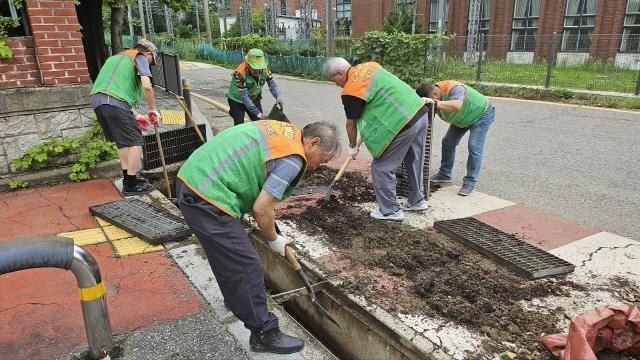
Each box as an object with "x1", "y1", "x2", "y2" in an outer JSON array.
[
  {"x1": 323, "y1": 57, "x2": 351, "y2": 77},
  {"x1": 302, "y1": 122, "x2": 341, "y2": 159}
]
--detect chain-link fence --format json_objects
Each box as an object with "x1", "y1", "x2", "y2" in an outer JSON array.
[{"x1": 427, "y1": 34, "x2": 640, "y2": 94}]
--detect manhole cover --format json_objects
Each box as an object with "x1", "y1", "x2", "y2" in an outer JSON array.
[
  {"x1": 434, "y1": 218, "x2": 575, "y2": 279},
  {"x1": 90, "y1": 199, "x2": 192, "y2": 245}
]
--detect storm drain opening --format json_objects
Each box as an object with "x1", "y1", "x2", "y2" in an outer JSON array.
[
  {"x1": 397, "y1": 109, "x2": 434, "y2": 199},
  {"x1": 434, "y1": 217, "x2": 575, "y2": 279},
  {"x1": 90, "y1": 199, "x2": 192, "y2": 245}
]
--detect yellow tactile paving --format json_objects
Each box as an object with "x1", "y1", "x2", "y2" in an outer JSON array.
[
  {"x1": 111, "y1": 236, "x2": 164, "y2": 257},
  {"x1": 160, "y1": 109, "x2": 186, "y2": 125},
  {"x1": 102, "y1": 225, "x2": 134, "y2": 241},
  {"x1": 57, "y1": 228, "x2": 107, "y2": 246},
  {"x1": 95, "y1": 216, "x2": 111, "y2": 227}
]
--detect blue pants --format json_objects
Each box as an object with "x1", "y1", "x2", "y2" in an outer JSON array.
[{"x1": 438, "y1": 104, "x2": 495, "y2": 187}]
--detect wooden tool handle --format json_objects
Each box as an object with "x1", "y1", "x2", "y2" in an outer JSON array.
[
  {"x1": 334, "y1": 138, "x2": 363, "y2": 182},
  {"x1": 284, "y1": 245, "x2": 301, "y2": 271},
  {"x1": 176, "y1": 95, "x2": 206, "y2": 143}
]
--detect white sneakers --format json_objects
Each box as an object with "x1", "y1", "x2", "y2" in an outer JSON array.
[
  {"x1": 401, "y1": 199, "x2": 430, "y2": 211},
  {"x1": 370, "y1": 209, "x2": 405, "y2": 221}
]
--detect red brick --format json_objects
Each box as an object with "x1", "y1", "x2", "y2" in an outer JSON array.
[
  {"x1": 15, "y1": 63, "x2": 38, "y2": 72},
  {"x1": 36, "y1": 1, "x2": 65, "y2": 9},
  {"x1": 18, "y1": 78, "x2": 41, "y2": 87},
  {"x1": 68, "y1": 32, "x2": 82, "y2": 40},
  {"x1": 44, "y1": 32, "x2": 70, "y2": 40},
  {"x1": 27, "y1": 8, "x2": 55, "y2": 17},
  {"x1": 42, "y1": 69, "x2": 65, "y2": 78},
  {"x1": 29, "y1": 16, "x2": 44, "y2": 24},
  {"x1": 49, "y1": 47, "x2": 72, "y2": 55},
  {"x1": 53, "y1": 8, "x2": 76, "y2": 17},
  {"x1": 0, "y1": 80, "x2": 19, "y2": 89},
  {"x1": 41, "y1": 16, "x2": 68, "y2": 25},
  {"x1": 54, "y1": 76, "x2": 79, "y2": 84},
  {"x1": 25, "y1": 0, "x2": 41, "y2": 8},
  {"x1": 79, "y1": 74, "x2": 90, "y2": 82},
  {"x1": 56, "y1": 24, "x2": 80, "y2": 32},
  {"x1": 65, "y1": 68, "x2": 89, "y2": 77},
  {"x1": 0, "y1": 64, "x2": 16, "y2": 73},
  {"x1": 59, "y1": 39, "x2": 83, "y2": 47},
  {"x1": 36, "y1": 47, "x2": 50, "y2": 56},
  {"x1": 34, "y1": 39, "x2": 60, "y2": 48},
  {"x1": 39, "y1": 62, "x2": 54, "y2": 70},
  {"x1": 63, "y1": 54, "x2": 87, "y2": 62},
  {"x1": 30, "y1": 24, "x2": 57, "y2": 32},
  {"x1": 38, "y1": 54, "x2": 64, "y2": 63},
  {"x1": 9, "y1": 72, "x2": 32, "y2": 80},
  {"x1": 53, "y1": 61, "x2": 76, "y2": 70}
]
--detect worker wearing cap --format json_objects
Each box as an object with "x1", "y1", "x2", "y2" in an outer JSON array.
[
  {"x1": 176, "y1": 120, "x2": 340, "y2": 354},
  {"x1": 416, "y1": 81, "x2": 495, "y2": 196},
  {"x1": 227, "y1": 48, "x2": 283, "y2": 125},
  {"x1": 324, "y1": 57, "x2": 430, "y2": 221},
  {"x1": 90, "y1": 38, "x2": 161, "y2": 196}
]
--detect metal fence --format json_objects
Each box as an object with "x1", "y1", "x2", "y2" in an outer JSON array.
[
  {"x1": 429, "y1": 33, "x2": 640, "y2": 94},
  {"x1": 151, "y1": 53, "x2": 182, "y2": 95}
]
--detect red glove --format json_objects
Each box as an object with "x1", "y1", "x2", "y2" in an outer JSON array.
[
  {"x1": 148, "y1": 110, "x2": 160, "y2": 125},
  {"x1": 135, "y1": 114, "x2": 149, "y2": 131}
]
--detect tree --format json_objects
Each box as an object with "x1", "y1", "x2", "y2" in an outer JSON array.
[{"x1": 382, "y1": 3, "x2": 421, "y2": 34}]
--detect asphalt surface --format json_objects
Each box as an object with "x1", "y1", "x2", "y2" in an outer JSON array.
[{"x1": 182, "y1": 64, "x2": 640, "y2": 241}]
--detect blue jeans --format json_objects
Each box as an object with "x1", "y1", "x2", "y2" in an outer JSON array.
[{"x1": 438, "y1": 104, "x2": 495, "y2": 187}]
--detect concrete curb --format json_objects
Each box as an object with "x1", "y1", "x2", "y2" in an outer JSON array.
[{"x1": 0, "y1": 159, "x2": 121, "y2": 192}]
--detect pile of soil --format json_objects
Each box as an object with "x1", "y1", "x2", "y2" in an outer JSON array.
[
  {"x1": 295, "y1": 165, "x2": 376, "y2": 203},
  {"x1": 282, "y1": 168, "x2": 585, "y2": 359}
]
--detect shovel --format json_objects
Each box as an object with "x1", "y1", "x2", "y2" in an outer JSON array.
[
  {"x1": 275, "y1": 223, "x2": 340, "y2": 327},
  {"x1": 149, "y1": 113, "x2": 172, "y2": 199}
]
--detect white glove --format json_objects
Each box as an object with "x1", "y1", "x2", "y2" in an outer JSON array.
[
  {"x1": 257, "y1": 113, "x2": 269, "y2": 120},
  {"x1": 348, "y1": 145, "x2": 359, "y2": 159},
  {"x1": 422, "y1": 97, "x2": 435, "y2": 105},
  {"x1": 268, "y1": 234, "x2": 292, "y2": 257}
]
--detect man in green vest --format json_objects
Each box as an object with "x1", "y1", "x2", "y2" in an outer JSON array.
[
  {"x1": 324, "y1": 57, "x2": 430, "y2": 222},
  {"x1": 176, "y1": 120, "x2": 339, "y2": 354},
  {"x1": 90, "y1": 38, "x2": 160, "y2": 196},
  {"x1": 227, "y1": 48, "x2": 284, "y2": 126},
  {"x1": 416, "y1": 81, "x2": 495, "y2": 196}
]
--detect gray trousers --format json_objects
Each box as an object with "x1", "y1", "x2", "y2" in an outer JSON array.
[
  {"x1": 176, "y1": 179, "x2": 279, "y2": 333},
  {"x1": 371, "y1": 113, "x2": 428, "y2": 215}
]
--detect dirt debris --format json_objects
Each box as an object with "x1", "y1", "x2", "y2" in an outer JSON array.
[{"x1": 282, "y1": 167, "x2": 587, "y2": 359}]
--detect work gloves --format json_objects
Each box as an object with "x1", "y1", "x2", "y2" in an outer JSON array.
[
  {"x1": 269, "y1": 234, "x2": 292, "y2": 257},
  {"x1": 257, "y1": 113, "x2": 269, "y2": 120},
  {"x1": 148, "y1": 110, "x2": 160, "y2": 125},
  {"x1": 348, "y1": 144, "x2": 359, "y2": 160},
  {"x1": 423, "y1": 97, "x2": 436, "y2": 109},
  {"x1": 135, "y1": 114, "x2": 149, "y2": 131},
  {"x1": 275, "y1": 97, "x2": 284, "y2": 108}
]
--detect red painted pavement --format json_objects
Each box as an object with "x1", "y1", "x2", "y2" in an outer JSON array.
[
  {"x1": 473, "y1": 204, "x2": 600, "y2": 251},
  {"x1": 0, "y1": 179, "x2": 123, "y2": 242},
  {"x1": 0, "y1": 242, "x2": 206, "y2": 360}
]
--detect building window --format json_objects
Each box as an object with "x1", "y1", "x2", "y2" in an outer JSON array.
[
  {"x1": 280, "y1": 0, "x2": 286, "y2": 16},
  {"x1": 561, "y1": 0, "x2": 597, "y2": 52},
  {"x1": 0, "y1": 0, "x2": 30, "y2": 37},
  {"x1": 467, "y1": 0, "x2": 490, "y2": 50},
  {"x1": 336, "y1": 0, "x2": 351, "y2": 35},
  {"x1": 511, "y1": 0, "x2": 539, "y2": 51},
  {"x1": 621, "y1": 0, "x2": 640, "y2": 53},
  {"x1": 428, "y1": 0, "x2": 448, "y2": 34}
]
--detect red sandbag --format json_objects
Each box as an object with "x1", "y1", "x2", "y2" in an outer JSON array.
[{"x1": 540, "y1": 304, "x2": 640, "y2": 359}]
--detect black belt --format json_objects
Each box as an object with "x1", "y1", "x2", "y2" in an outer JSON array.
[{"x1": 399, "y1": 105, "x2": 429, "y2": 133}]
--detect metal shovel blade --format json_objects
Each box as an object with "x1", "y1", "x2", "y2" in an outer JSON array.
[{"x1": 295, "y1": 268, "x2": 341, "y2": 328}]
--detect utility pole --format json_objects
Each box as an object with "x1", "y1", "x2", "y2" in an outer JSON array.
[
  {"x1": 144, "y1": 0, "x2": 155, "y2": 40},
  {"x1": 194, "y1": 0, "x2": 201, "y2": 42},
  {"x1": 466, "y1": 0, "x2": 481, "y2": 64},
  {"x1": 164, "y1": 5, "x2": 174, "y2": 36},
  {"x1": 410, "y1": 0, "x2": 417, "y2": 35},
  {"x1": 203, "y1": 0, "x2": 213, "y2": 43},
  {"x1": 325, "y1": 0, "x2": 332, "y2": 54},
  {"x1": 137, "y1": 0, "x2": 146, "y2": 38}
]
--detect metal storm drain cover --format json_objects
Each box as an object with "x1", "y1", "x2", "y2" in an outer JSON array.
[
  {"x1": 434, "y1": 218, "x2": 575, "y2": 279},
  {"x1": 90, "y1": 199, "x2": 192, "y2": 245}
]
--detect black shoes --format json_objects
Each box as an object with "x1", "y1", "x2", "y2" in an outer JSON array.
[
  {"x1": 250, "y1": 328, "x2": 304, "y2": 354},
  {"x1": 122, "y1": 181, "x2": 154, "y2": 196}
]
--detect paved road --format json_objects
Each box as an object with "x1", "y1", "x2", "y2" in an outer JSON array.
[{"x1": 182, "y1": 63, "x2": 640, "y2": 241}]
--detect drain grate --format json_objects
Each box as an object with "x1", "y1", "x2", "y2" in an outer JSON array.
[
  {"x1": 434, "y1": 218, "x2": 575, "y2": 279},
  {"x1": 397, "y1": 107, "x2": 433, "y2": 200},
  {"x1": 89, "y1": 199, "x2": 192, "y2": 245},
  {"x1": 142, "y1": 124, "x2": 206, "y2": 170}
]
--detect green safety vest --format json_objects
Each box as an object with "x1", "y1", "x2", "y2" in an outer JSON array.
[
  {"x1": 436, "y1": 80, "x2": 488, "y2": 128},
  {"x1": 177, "y1": 120, "x2": 307, "y2": 218},
  {"x1": 91, "y1": 49, "x2": 143, "y2": 108},
  {"x1": 342, "y1": 62, "x2": 426, "y2": 158},
  {"x1": 227, "y1": 61, "x2": 269, "y2": 102}
]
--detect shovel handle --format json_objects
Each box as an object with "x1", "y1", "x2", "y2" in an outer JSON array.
[
  {"x1": 176, "y1": 95, "x2": 206, "y2": 143},
  {"x1": 153, "y1": 122, "x2": 172, "y2": 198},
  {"x1": 334, "y1": 138, "x2": 363, "y2": 183},
  {"x1": 284, "y1": 245, "x2": 301, "y2": 271}
]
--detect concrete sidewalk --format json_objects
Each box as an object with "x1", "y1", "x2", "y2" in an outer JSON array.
[{"x1": 0, "y1": 180, "x2": 335, "y2": 360}]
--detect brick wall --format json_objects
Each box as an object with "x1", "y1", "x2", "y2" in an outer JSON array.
[
  {"x1": 0, "y1": 37, "x2": 41, "y2": 89},
  {"x1": 487, "y1": 0, "x2": 514, "y2": 59},
  {"x1": 534, "y1": 0, "x2": 566, "y2": 60},
  {"x1": 25, "y1": 0, "x2": 89, "y2": 86},
  {"x1": 447, "y1": 0, "x2": 470, "y2": 57},
  {"x1": 591, "y1": 0, "x2": 625, "y2": 60}
]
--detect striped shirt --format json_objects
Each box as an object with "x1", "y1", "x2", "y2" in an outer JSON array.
[{"x1": 263, "y1": 154, "x2": 304, "y2": 199}]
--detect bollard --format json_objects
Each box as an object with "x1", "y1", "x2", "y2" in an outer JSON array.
[
  {"x1": 182, "y1": 78, "x2": 192, "y2": 128},
  {"x1": 0, "y1": 236, "x2": 113, "y2": 359}
]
